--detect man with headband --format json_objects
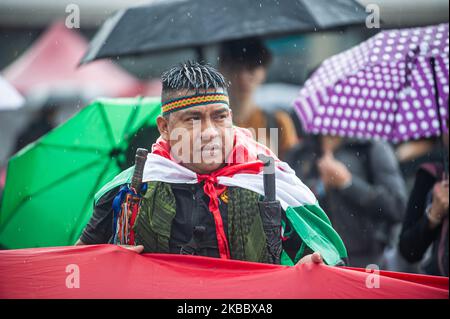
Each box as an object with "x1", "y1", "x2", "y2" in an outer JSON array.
[{"x1": 76, "y1": 61, "x2": 347, "y2": 266}]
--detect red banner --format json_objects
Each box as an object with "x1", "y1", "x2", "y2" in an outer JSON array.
[{"x1": 0, "y1": 245, "x2": 447, "y2": 299}]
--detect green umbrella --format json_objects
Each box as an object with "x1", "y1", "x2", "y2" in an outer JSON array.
[{"x1": 0, "y1": 97, "x2": 161, "y2": 249}]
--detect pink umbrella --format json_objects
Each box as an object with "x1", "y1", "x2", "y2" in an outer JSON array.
[
  {"x1": 2, "y1": 22, "x2": 149, "y2": 98},
  {"x1": 294, "y1": 24, "x2": 449, "y2": 143}
]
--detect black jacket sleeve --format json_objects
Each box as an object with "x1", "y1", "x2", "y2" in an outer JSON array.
[
  {"x1": 79, "y1": 187, "x2": 120, "y2": 244},
  {"x1": 398, "y1": 169, "x2": 441, "y2": 262}
]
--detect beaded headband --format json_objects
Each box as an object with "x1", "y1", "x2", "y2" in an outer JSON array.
[{"x1": 162, "y1": 93, "x2": 229, "y2": 116}]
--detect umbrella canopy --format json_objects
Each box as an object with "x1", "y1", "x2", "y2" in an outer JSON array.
[
  {"x1": 81, "y1": 0, "x2": 367, "y2": 64},
  {"x1": 294, "y1": 23, "x2": 449, "y2": 143},
  {"x1": 2, "y1": 22, "x2": 145, "y2": 98},
  {"x1": 0, "y1": 76, "x2": 24, "y2": 110},
  {"x1": 0, "y1": 97, "x2": 161, "y2": 249}
]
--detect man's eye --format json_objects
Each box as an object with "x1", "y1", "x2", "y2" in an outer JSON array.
[{"x1": 187, "y1": 117, "x2": 201, "y2": 121}]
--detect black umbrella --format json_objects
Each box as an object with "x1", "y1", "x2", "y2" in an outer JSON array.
[{"x1": 81, "y1": 0, "x2": 367, "y2": 64}]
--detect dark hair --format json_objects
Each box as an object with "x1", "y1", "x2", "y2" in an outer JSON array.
[
  {"x1": 161, "y1": 61, "x2": 229, "y2": 104},
  {"x1": 219, "y1": 38, "x2": 273, "y2": 69}
]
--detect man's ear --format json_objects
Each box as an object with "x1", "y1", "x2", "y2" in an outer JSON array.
[{"x1": 157, "y1": 116, "x2": 170, "y2": 141}]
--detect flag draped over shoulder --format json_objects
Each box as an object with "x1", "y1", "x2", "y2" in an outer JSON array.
[
  {"x1": 95, "y1": 127, "x2": 347, "y2": 265},
  {"x1": 0, "y1": 245, "x2": 447, "y2": 299}
]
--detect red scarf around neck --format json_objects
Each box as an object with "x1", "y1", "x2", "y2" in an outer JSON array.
[{"x1": 151, "y1": 127, "x2": 276, "y2": 259}]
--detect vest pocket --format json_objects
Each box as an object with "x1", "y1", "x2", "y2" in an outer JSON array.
[
  {"x1": 245, "y1": 214, "x2": 268, "y2": 263},
  {"x1": 134, "y1": 182, "x2": 176, "y2": 253}
]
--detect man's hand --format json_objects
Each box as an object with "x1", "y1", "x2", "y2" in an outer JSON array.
[
  {"x1": 297, "y1": 252, "x2": 324, "y2": 265},
  {"x1": 317, "y1": 153, "x2": 352, "y2": 189},
  {"x1": 428, "y1": 179, "x2": 449, "y2": 228},
  {"x1": 75, "y1": 240, "x2": 144, "y2": 254},
  {"x1": 119, "y1": 245, "x2": 144, "y2": 253}
]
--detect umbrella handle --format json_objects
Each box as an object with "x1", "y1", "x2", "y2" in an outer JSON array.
[
  {"x1": 131, "y1": 148, "x2": 149, "y2": 192},
  {"x1": 258, "y1": 154, "x2": 282, "y2": 264},
  {"x1": 258, "y1": 154, "x2": 276, "y2": 202}
]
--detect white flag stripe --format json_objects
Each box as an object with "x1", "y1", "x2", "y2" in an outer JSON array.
[
  {"x1": 143, "y1": 153, "x2": 198, "y2": 184},
  {"x1": 142, "y1": 153, "x2": 317, "y2": 209}
]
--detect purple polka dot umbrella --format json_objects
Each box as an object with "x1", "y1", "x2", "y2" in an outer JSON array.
[{"x1": 294, "y1": 23, "x2": 449, "y2": 145}]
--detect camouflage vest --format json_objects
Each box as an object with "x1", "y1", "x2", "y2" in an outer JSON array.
[{"x1": 133, "y1": 181, "x2": 270, "y2": 263}]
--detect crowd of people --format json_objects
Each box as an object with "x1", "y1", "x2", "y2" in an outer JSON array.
[
  {"x1": 1, "y1": 38, "x2": 448, "y2": 277},
  {"x1": 217, "y1": 39, "x2": 449, "y2": 275}
]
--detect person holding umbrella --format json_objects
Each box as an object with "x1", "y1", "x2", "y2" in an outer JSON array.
[
  {"x1": 286, "y1": 134, "x2": 407, "y2": 268},
  {"x1": 219, "y1": 38, "x2": 298, "y2": 159},
  {"x1": 77, "y1": 61, "x2": 348, "y2": 267},
  {"x1": 292, "y1": 23, "x2": 449, "y2": 269},
  {"x1": 399, "y1": 119, "x2": 449, "y2": 276}
]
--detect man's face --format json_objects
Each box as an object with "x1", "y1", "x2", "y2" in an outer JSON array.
[{"x1": 157, "y1": 90, "x2": 234, "y2": 174}]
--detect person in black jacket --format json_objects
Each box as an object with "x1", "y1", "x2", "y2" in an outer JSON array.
[
  {"x1": 286, "y1": 135, "x2": 407, "y2": 268},
  {"x1": 399, "y1": 120, "x2": 449, "y2": 276},
  {"x1": 399, "y1": 162, "x2": 449, "y2": 276}
]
